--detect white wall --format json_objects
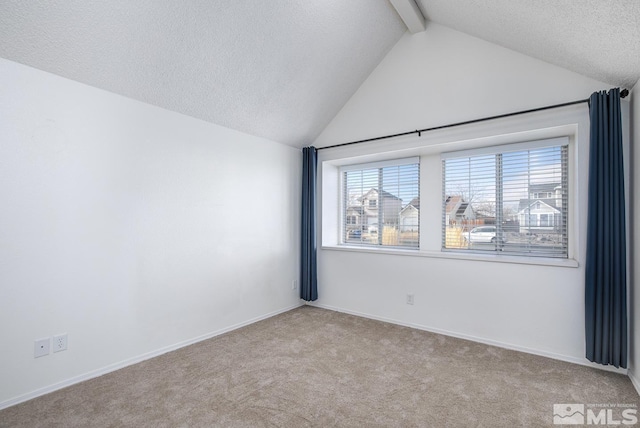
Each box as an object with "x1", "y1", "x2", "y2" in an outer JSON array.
[
  {"x1": 312, "y1": 24, "x2": 628, "y2": 367},
  {"x1": 630, "y1": 81, "x2": 640, "y2": 390},
  {"x1": 0, "y1": 58, "x2": 301, "y2": 407},
  {"x1": 315, "y1": 23, "x2": 612, "y2": 148}
]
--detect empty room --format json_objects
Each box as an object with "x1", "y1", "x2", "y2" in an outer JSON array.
[{"x1": 1, "y1": 1, "x2": 639, "y2": 426}]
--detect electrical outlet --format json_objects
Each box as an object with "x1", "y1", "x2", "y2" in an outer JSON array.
[
  {"x1": 34, "y1": 338, "x2": 50, "y2": 358},
  {"x1": 292, "y1": 279, "x2": 298, "y2": 291},
  {"x1": 53, "y1": 334, "x2": 68, "y2": 353},
  {"x1": 406, "y1": 293, "x2": 414, "y2": 305}
]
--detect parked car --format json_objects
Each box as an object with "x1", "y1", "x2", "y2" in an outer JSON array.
[
  {"x1": 347, "y1": 229, "x2": 362, "y2": 239},
  {"x1": 465, "y1": 226, "x2": 507, "y2": 244}
]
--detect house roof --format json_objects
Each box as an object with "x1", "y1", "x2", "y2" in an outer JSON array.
[
  {"x1": 346, "y1": 206, "x2": 364, "y2": 215},
  {"x1": 455, "y1": 202, "x2": 469, "y2": 216},
  {"x1": 399, "y1": 198, "x2": 419, "y2": 215},
  {"x1": 1, "y1": 2, "x2": 637, "y2": 149},
  {"x1": 518, "y1": 198, "x2": 561, "y2": 213},
  {"x1": 360, "y1": 188, "x2": 402, "y2": 201},
  {"x1": 529, "y1": 183, "x2": 561, "y2": 194},
  {"x1": 445, "y1": 195, "x2": 462, "y2": 215}
]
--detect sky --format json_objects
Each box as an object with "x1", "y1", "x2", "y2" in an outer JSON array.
[
  {"x1": 345, "y1": 163, "x2": 419, "y2": 208},
  {"x1": 444, "y1": 145, "x2": 566, "y2": 215}
]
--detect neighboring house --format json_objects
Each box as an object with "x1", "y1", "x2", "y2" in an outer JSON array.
[
  {"x1": 399, "y1": 197, "x2": 419, "y2": 231},
  {"x1": 345, "y1": 206, "x2": 364, "y2": 227},
  {"x1": 346, "y1": 188, "x2": 403, "y2": 232},
  {"x1": 527, "y1": 183, "x2": 561, "y2": 201},
  {"x1": 444, "y1": 195, "x2": 475, "y2": 225},
  {"x1": 517, "y1": 183, "x2": 563, "y2": 233}
]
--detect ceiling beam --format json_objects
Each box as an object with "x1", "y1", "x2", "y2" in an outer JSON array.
[{"x1": 389, "y1": 0, "x2": 426, "y2": 34}]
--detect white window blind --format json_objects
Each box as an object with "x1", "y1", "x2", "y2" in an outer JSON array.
[
  {"x1": 342, "y1": 158, "x2": 419, "y2": 248},
  {"x1": 442, "y1": 139, "x2": 568, "y2": 258}
]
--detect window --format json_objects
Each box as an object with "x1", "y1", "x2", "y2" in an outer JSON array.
[
  {"x1": 540, "y1": 213, "x2": 551, "y2": 227},
  {"x1": 533, "y1": 192, "x2": 552, "y2": 198},
  {"x1": 341, "y1": 158, "x2": 419, "y2": 248},
  {"x1": 442, "y1": 138, "x2": 568, "y2": 258}
]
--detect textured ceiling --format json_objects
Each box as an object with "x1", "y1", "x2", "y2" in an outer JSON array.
[
  {"x1": 1, "y1": 2, "x2": 639, "y2": 149},
  {"x1": 416, "y1": 0, "x2": 640, "y2": 90},
  {"x1": 0, "y1": 1, "x2": 405, "y2": 147}
]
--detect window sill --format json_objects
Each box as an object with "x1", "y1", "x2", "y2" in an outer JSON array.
[{"x1": 321, "y1": 245, "x2": 579, "y2": 268}]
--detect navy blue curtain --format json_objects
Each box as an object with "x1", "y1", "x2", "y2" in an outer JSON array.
[
  {"x1": 585, "y1": 88, "x2": 627, "y2": 368},
  {"x1": 301, "y1": 147, "x2": 318, "y2": 302}
]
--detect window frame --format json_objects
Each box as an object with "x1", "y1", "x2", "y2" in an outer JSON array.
[
  {"x1": 339, "y1": 157, "x2": 420, "y2": 250},
  {"x1": 319, "y1": 105, "x2": 588, "y2": 268},
  {"x1": 440, "y1": 137, "x2": 569, "y2": 258}
]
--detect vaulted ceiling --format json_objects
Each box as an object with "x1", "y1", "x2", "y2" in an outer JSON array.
[
  {"x1": 417, "y1": 0, "x2": 640, "y2": 91},
  {"x1": 0, "y1": 1, "x2": 406, "y2": 147},
  {"x1": 1, "y1": 1, "x2": 638, "y2": 148}
]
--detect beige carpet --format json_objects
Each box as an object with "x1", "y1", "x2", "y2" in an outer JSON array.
[{"x1": 1, "y1": 306, "x2": 637, "y2": 427}]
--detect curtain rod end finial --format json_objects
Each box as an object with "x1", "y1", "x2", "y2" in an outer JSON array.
[{"x1": 621, "y1": 88, "x2": 629, "y2": 98}]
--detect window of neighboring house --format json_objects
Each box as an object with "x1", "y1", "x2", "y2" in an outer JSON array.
[
  {"x1": 341, "y1": 158, "x2": 420, "y2": 248},
  {"x1": 533, "y1": 192, "x2": 552, "y2": 198},
  {"x1": 442, "y1": 139, "x2": 568, "y2": 258},
  {"x1": 540, "y1": 213, "x2": 551, "y2": 227}
]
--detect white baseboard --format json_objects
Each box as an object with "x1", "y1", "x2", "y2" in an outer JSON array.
[
  {"x1": 628, "y1": 369, "x2": 640, "y2": 396},
  {"x1": 310, "y1": 302, "x2": 628, "y2": 376},
  {"x1": 0, "y1": 302, "x2": 303, "y2": 411}
]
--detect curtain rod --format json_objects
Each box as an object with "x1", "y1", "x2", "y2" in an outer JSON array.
[{"x1": 317, "y1": 88, "x2": 629, "y2": 151}]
